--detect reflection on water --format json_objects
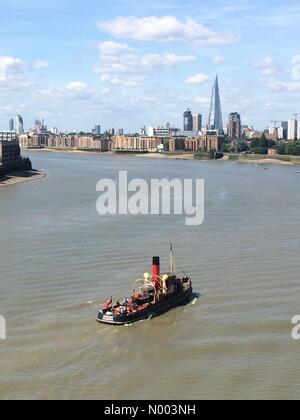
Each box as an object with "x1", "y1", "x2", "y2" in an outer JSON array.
[{"x1": 0, "y1": 152, "x2": 300, "y2": 400}]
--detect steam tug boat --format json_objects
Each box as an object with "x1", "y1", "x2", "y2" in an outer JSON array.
[{"x1": 97, "y1": 245, "x2": 193, "y2": 325}]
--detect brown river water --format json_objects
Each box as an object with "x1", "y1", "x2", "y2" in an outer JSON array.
[{"x1": 0, "y1": 151, "x2": 300, "y2": 400}]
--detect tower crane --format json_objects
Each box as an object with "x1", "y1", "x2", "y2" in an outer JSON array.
[{"x1": 270, "y1": 121, "x2": 283, "y2": 129}]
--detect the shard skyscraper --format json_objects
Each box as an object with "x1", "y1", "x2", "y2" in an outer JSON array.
[{"x1": 208, "y1": 75, "x2": 223, "y2": 133}]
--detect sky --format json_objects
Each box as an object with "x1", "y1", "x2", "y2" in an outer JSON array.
[{"x1": 0, "y1": 0, "x2": 300, "y2": 132}]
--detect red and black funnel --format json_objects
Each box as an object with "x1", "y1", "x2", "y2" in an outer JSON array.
[{"x1": 152, "y1": 256, "x2": 160, "y2": 285}]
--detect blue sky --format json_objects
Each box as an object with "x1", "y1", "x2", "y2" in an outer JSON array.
[{"x1": 0, "y1": 0, "x2": 300, "y2": 132}]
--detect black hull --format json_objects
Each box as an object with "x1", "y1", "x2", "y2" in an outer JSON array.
[{"x1": 97, "y1": 287, "x2": 193, "y2": 325}]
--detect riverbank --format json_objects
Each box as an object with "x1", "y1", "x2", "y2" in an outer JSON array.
[
  {"x1": 24, "y1": 148, "x2": 300, "y2": 166},
  {"x1": 224, "y1": 156, "x2": 294, "y2": 166},
  {"x1": 0, "y1": 170, "x2": 46, "y2": 188},
  {"x1": 225, "y1": 153, "x2": 300, "y2": 165},
  {"x1": 238, "y1": 158, "x2": 293, "y2": 166},
  {"x1": 22, "y1": 148, "x2": 114, "y2": 156},
  {"x1": 134, "y1": 152, "x2": 300, "y2": 164},
  {"x1": 135, "y1": 152, "x2": 195, "y2": 160},
  {"x1": 25, "y1": 148, "x2": 194, "y2": 160}
]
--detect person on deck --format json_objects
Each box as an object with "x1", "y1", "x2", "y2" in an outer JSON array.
[{"x1": 103, "y1": 297, "x2": 113, "y2": 311}]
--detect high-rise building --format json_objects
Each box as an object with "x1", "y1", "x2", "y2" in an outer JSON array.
[
  {"x1": 277, "y1": 127, "x2": 284, "y2": 139},
  {"x1": 288, "y1": 119, "x2": 297, "y2": 140},
  {"x1": 35, "y1": 119, "x2": 47, "y2": 134},
  {"x1": 183, "y1": 109, "x2": 193, "y2": 131},
  {"x1": 9, "y1": 118, "x2": 14, "y2": 132},
  {"x1": 228, "y1": 112, "x2": 242, "y2": 139},
  {"x1": 193, "y1": 114, "x2": 202, "y2": 132},
  {"x1": 297, "y1": 120, "x2": 300, "y2": 140},
  {"x1": 148, "y1": 126, "x2": 171, "y2": 138},
  {"x1": 94, "y1": 125, "x2": 101, "y2": 136},
  {"x1": 15, "y1": 115, "x2": 24, "y2": 135},
  {"x1": 208, "y1": 76, "x2": 223, "y2": 133},
  {"x1": 281, "y1": 121, "x2": 288, "y2": 140},
  {"x1": 0, "y1": 131, "x2": 18, "y2": 142}
]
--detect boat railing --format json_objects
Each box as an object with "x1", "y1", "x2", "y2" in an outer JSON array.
[{"x1": 182, "y1": 276, "x2": 191, "y2": 291}]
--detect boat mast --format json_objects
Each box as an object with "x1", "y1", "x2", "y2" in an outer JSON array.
[{"x1": 169, "y1": 243, "x2": 175, "y2": 274}]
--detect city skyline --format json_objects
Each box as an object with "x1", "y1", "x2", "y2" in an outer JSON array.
[
  {"x1": 3, "y1": 94, "x2": 299, "y2": 141},
  {"x1": 0, "y1": 0, "x2": 300, "y2": 132},
  {"x1": 2, "y1": 109, "x2": 298, "y2": 139}
]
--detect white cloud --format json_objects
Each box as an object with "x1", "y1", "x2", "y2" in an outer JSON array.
[
  {"x1": 140, "y1": 53, "x2": 196, "y2": 67},
  {"x1": 186, "y1": 73, "x2": 210, "y2": 85},
  {"x1": 99, "y1": 41, "x2": 136, "y2": 56},
  {"x1": 0, "y1": 56, "x2": 25, "y2": 82},
  {"x1": 254, "y1": 57, "x2": 278, "y2": 77},
  {"x1": 100, "y1": 74, "x2": 143, "y2": 87},
  {"x1": 269, "y1": 81, "x2": 300, "y2": 92},
  {"x1": 96, "y1": 42, "x2": 196, "y2": 86},
  {"x1": 33, "y1": 60, "x2": 49, "y2": 69},
  {"x1": 266, "y1": 102, "x2": 276, "y2": 109},
  {"x1": 254, "y1": 57, "x2": 275, "y2": 68},
  {"x1": 194, "y1": 96, "x2": 210, "y2": 104},
  {"x1": 65, "y1": 81, "x2": 88, "y2": 91},
  {"x1": 0, "y1": 55, "x2": 50, "y2": 91},
  {"x1": 213, "y1": 56, "x2": 224, "y2": 65},
  {"x1": 98, "y1": 16, "x2": 240, "y2": 47},
  {"x1": 36, "y1": 81, "x2": 93, "y2": 100},
  {"x1": 261, "y1": 68, "x2": 277, "y2": 76},
  {"x1": 291, "y1": 55, "x2": 300, "y2": 80}
]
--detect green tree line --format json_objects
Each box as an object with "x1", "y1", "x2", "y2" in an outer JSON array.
[
  {"x1": 278, "y1": 141, "x2": 300, "y2": 156},
  {"x1": 222, "y1": 134, "x2": 276, "y2": 155}
]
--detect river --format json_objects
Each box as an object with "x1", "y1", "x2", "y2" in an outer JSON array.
[{"x1": 0, "y1": 151, "x2": 299, "y2": 400}]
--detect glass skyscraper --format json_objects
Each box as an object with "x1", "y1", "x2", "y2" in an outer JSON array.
[
  {"x1": 94, "y1": 125, "x2": 101, "y2": 136},
  {"x1": 193, "y1": 114, "x2": 202, "y2": 132},
  {"x1": 183, "y1": 109, "x2": 193, "y2": 131},
  {"x1": 15, "y1": 115, "x2": 24, "y2": 135},
  {"x1": 9, "y1": 118, "x2": 14, "y2": 132},
  {"x1": 208, "y1": 76, "x2": 223, "y2": 133}
]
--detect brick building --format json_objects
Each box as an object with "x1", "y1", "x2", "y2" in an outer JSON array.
[
  {"x1": 170, "y1": 135, "x2": 224, "y2": 152},
  {"x1": 113, "y1": 135, "x2": 162, "y2": 152}
]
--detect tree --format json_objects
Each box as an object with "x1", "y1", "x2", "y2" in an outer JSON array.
[
  {"x1": 237, "y1": 141, "x2": 250, "y2": 153},
  {"x1": 221, "y1": 143, "x2": 235, "y2": 153},
  {"x1": 250, "y1": 135, "x2": 268, "y2": 155},
  {"x1": 278, "y1": 143, "x2": 286, "y2": 155},
  {"x1": 294, "y1": 145, "x2": 300, "y2": 156},
  {"x1": 278, "y1": 140, "x2": 300, "y2": 156}
]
